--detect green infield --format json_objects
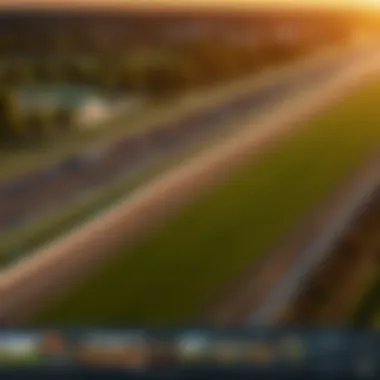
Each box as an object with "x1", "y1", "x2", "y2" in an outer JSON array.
[
  {"x1": 33, "y1": 78, "x2": 380, "y2": 325},
  {"x1": 350, "y1": 273, "x2": 380, "y2": 326}
]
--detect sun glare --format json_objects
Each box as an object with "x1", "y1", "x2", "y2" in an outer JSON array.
[
  {"x1": 1, "y1": 0, "x2": 380, "y2": 12},
  {"x1": 360, "y1": 0, "x2": 380, "y2": 8}
]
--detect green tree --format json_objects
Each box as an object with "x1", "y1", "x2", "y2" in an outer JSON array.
[
  {"x1": 56, "y1": 107, "x2": 75, "y2": 132},
  {"x1": 144, "y1": 63, "x2": 181, "y2": 101},
  {"x1": 66, "y1": 59, "x2": 97, "y2": 85},
  {"x1": 2, "y1": 62, "x2": 35, "y2": 86},
  {"x1": 0, "y1": 89, "x2": 23, "y2": 144},
  {"x1": 116, "y1": 62, "x2": 146, "y2": 94},
  {"x1": 34, "y1": 60, "x2": 63, "y2": 83},
  {"x1": 95, "y1": 59, "x2": 122, "y2": 93},
  {"x1": 26, "y1": 109, "x2": 53, "y2": 141}
]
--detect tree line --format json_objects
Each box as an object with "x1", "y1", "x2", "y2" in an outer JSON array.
[{"x1": 0, "y1": 23, "x2": 353, "y2": 148}]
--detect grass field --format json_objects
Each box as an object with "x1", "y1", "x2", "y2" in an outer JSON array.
[
  {"x1": 351, "y1": 273, "x2": 380, "y2": 326},
  {"x1": 31, "y1": 77, "x2": 380, "y2": 325}
]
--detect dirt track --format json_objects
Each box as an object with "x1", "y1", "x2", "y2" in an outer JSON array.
[{"x1": 1, "y1": 45, "x2": 380, "y2": 325}]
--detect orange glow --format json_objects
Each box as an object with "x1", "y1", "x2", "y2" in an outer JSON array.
[{"x1": 0, "y1": 0, "x2": 379, "y2": 11}]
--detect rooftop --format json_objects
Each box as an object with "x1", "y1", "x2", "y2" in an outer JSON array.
[{"x1": 13, "y1": 84, "x2": 105, "y2": 110}]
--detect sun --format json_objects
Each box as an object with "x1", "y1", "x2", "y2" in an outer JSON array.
[{"x1": 361, "y1": 0, "x2": 380, "y2": 8}]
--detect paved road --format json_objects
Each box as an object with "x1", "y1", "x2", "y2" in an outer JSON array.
[
  {"x1": 200, "y1": 47, "x2": 380, "y2": 327},
  {"x1": 0, "y1": 47, "x2": 368, "y2": 232},
  {"x1": 205, "y1": 155, "x2": 380, "y2": 325},
  {"x1": 1, "y1": 45, "x2": 379, "y2": 324},
  {"x1": 247, "y1": 154, "x2": 380, "y2": 326},
  {"x1": 243, "y1": 52, "x2": 380, "y2": 325}
]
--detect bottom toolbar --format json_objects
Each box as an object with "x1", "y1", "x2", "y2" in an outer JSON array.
[{"x1": 0, "y1": 328, "x2": 378, "y2": 379}]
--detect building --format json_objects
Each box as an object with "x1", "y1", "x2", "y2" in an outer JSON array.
[{"x1": 13, "y1": 84, "x2": 134, "y2": 129}]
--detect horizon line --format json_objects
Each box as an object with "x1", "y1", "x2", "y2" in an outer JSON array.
[{"x1": 0, "y1": 2, "x2": 369, "y2": 13}]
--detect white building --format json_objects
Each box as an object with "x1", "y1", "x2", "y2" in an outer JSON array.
[{"x1": 15, "y1": 85, "x2": 142, "y2": 130}]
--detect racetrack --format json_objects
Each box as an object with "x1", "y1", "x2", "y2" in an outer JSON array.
[
  {"x1": 247, "y1": 154, "x2": 380, "y2": 326},
  {"x1": 0, "y1": 47, "x2": 370, "y2": 232},
  {"x1": 205, "y1": 151, "x2": 380, "y2": 326},
  {"x1": 1, "y1": 44, "x2": 380, "y2": 325}
]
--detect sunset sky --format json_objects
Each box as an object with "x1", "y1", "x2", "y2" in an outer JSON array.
[{"x1": 0, "y1": 0, "x2": 380, "y2": 11}]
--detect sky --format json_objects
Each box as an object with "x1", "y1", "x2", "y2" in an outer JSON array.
[{"x1": 0, "y1": 0, "x2": 379, "y2": 11}]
